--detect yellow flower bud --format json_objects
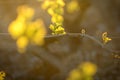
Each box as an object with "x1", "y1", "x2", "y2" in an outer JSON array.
[
  {"x1": 66, "y1": 0, "x2": 80, "y2": 13},
  {"x1": 17, "y1": 5, "x2": 34, "y2": 19},
  {"x1": 57, "y1": 0, "x2": 65, "y2": 7},
  {"x1": 102, "y1": 32, "x2": 112, "y2": 44},
  {"x1": 67, "y1": 69, "x2": 81, "y2": 80},
  {"x1": 17, "y1": 36, "x2": 29, "y2": 53},
  {"x1": 80, "y1": 62, "x2": 97, "y2": 76},
  {"x1": 8, "y1": 20, "x2": 26, "y2": 39}
]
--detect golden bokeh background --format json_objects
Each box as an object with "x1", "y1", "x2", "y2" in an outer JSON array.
[{"x1": 0, "y1": 0, "x2": 120, "y2": 80}]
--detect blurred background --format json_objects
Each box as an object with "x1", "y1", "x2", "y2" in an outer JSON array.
[{"x1": 0, "y1": 0, "x2": 120, "y2": 80}]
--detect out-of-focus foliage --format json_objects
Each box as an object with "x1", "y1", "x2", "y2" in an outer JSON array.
[
  {"x1": 67, "y1": 62, "x2": 97, "y2": 80},
  {"x1": 8, "y1": 5, "x2": 46, "y2": 53},
  {"x1": 66, "y1": 0, "x2": 80, "y2": 13},
  {"x1": 102, "y1": 32, "x2": 112, "y2": 44},
  {"x1": 42, "y1": 0, "x2": 66, "y2": 35},
  {"x1": 0, "y1": 71, "x2": 5, "y2": 80}
]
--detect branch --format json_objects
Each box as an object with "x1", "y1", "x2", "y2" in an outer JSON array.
[
  {"x1": 0, "y1": 32, "x2": 119, "y2": 54},
  {"x1": 45, "y1": 33, "x2": 119, "y2": 54}
]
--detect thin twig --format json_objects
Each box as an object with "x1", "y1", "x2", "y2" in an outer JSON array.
[
  {"x1": 46, "y1": 33, "x2": 119, "y2": 54},
  {"x1": 0, "y1": 32, "x2": 119, "y2": 53}
]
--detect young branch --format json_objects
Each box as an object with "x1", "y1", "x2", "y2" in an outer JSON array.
[{"x1": 0, "y1": 32, "x2": 119, "y2": 54}]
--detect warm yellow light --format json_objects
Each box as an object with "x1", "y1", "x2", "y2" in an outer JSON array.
[
  {"x1": 67, "y1": 69, "x2": 81, "y2": 80},
  {"x1": 80, "y1": 62, "x2": 97, "y2": 76},
  {"x1": 66, "y1": 0, "x2": 80, "y2": 13},
  {"x1": 67, "y1": 62, "x2": 97, "y2": 80},
  {"x1": 8, "y1": 20, "x2": 26, "y2": 39},
  {"x1": 0, "y1": 71, "x2": 6, "y2": 80},
  {"x1": 17, "y1": 5, "x2": 34, "y2": 19},
  {"x1": 8, "y1": 5, "x2": 46, "y2": 53},
  {"x1": 16, "y1": 36, "x2": 29, "y2": 53}
]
